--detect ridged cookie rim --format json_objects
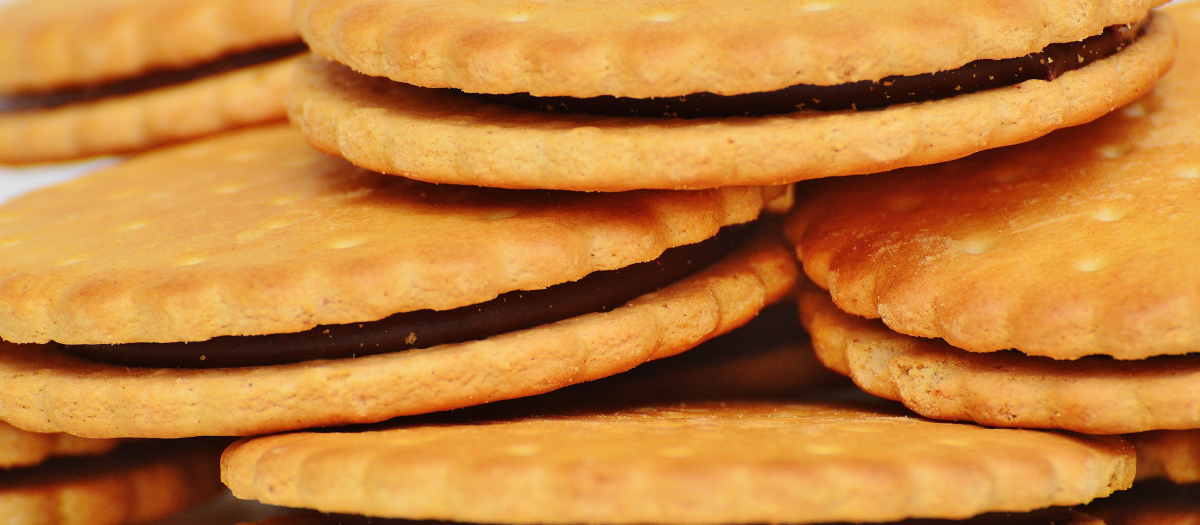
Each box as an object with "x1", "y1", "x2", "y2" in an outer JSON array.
[
  {"x1": 221, "y1": 400, "x2": 1133, "y2": 524},
  {"x1": 0, "y1": 236, "x2": 795, "y2": 438},
  {"x1": 0, "y1": 54, "x2": 299, "y2": 165},
  {"x1": 0, "y1": 0, "x2": 297, "y2": 94},
  {"x1": 287, "y1": 15, "x2": 1174, "y2": 191},
  {"x1": 295, "y1": 0, "x2": 1161, "y2": 98},
  {"x1": 799, "y1": 282, "x2": 1200, "y2": 434}
]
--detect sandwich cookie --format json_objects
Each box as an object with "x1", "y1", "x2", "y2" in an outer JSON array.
[
  {"x1": 0, "y1": 438, "x2": 226, "y2": 525},
  {"x1": 786, "y1": 1, "x2": 1200, "y2": 361},
  {"x1": 221, "y1": 398, "x2": 1133, "y2": 524},
  {"x1": 288, "y1": 0, "x2": 1174, "y2": 191},
  {"x1": 0, "y1": 124, "x2": 794, "y2": 438},
  {"x1": 0, "y1": 0, "x2": 305, "y2": 164},
  {"x1": 0, "y1": 421, "x2": 117, "y2": 469},
  {"x1": 799, "y1": 280, "x2": 1200, "y2": 434}
]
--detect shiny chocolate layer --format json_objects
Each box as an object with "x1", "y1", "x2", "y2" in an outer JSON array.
[
  {"x1": 0, "y1": 42, "x2": 308, "y2": 113},
  {"x1": 477, "y1": 20, "x2": 1145, "y2": 118},
  {"x1": 61, "y1": 224, "x2": 748, "y2": 369}
]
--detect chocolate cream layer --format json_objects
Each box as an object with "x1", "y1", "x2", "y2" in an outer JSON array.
[
  {"x1": 478, "y1": 18, "x2": 1147, "y2": 118},
  {"x1": 0, "y1": 41, "x2": 308, "y2": 113},
  {"x1": 62, "y1": 224, "x2": 748, "y2": 369}
]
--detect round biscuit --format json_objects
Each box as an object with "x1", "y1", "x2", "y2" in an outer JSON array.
[
  {"x1": 0, "y1": 124, "x2": 767, "y2": 345},
  {"x1": 786, "y1": 2, "x2": 1200, "y2": 360},
  {"x1": 286, "y1": 15, "x2": 1173, "y2": 191},
  {"x1": 0, "y1": 421, "x2": 118, "y2": 469},
  {"x1": 0, "y1": 439, "x2": 225, "y2": 525},
  {"x1": 0, "y1": 55, "x2": 299, "y2": 165},
  {"x1": 0, "y1": 0, "x2": 296, "y2": 94},
  {"x1": 295, "y1": 0, "x2": 1162, "y2": 98},
  {"x1": 221, "y1": 400, "x2": 1133, "y2": 524},
  {"x1": 0, "y1": 233, "x2": 796, "y2": 438},
  {"x1": 799, "y1": 281, "x2": 1200, "y2": 434}
]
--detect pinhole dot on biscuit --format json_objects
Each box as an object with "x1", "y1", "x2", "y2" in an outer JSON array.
[
  {"x1": 1122, "y1": 103, "x2": 1147, "y2": 118},
  {"x1": 327, "y1": 238, "x2": 368, "y2": 249},
  {"x1": 1093, "y1": 208, "x2": 1125, "y2": 222},
  {"x1": 959, "y1": 237, "x2": 996, "y2": 255},
  {"x1": 1177, "y1": 167, "x2": 1200, "y2": 179},
  {"x1": 884, "y1": 194, "x2": 923, "y2": 213},
  {"x1": 505, "y1": 444, "x2": 539, "y2": 456},
  {"x1": 1075, "y1": 256, "x2": 1107, "y2": 272},
  {"x1": 1097, "y1": 144, "x2": 1135, "y2": 159}
]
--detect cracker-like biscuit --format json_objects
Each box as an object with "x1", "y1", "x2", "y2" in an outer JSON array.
[
  {"x1": 222, "y1": 400, "x2": 1133, "y2": 524},
  {"x1": 787, "y1": 1, "x2": 1200, "y2": 360},
  {"x1": 799, "y1": 281, "x2": 1200, "y2": 434},
  {"x1": 287, "y1": 15, "x2": 1173, "y2": 191},
  {"x1": 1126, "y1": 430, "x2": 1200, "y2": 483},
  {"x1": 294, "y1": 0, "x2": 1161, "y2": 98},
  {"x1": 0, "y1": 55, "x2": 298, "y2": 164},
  {"x1": 0, "y1": 0, "x2": 295, "y2": 94},
  {"x1": 0, "y1": 439, "x2": 225, "y2": 525},
  {"x1": 0, "y1": 124, "x2": 767, "y2": 345},
  {"x1": 0, "y1": 231, "x2": 795, "y2": 438},
  {"x1": 0, "y1": 421, "x2": 118, "y2": 469}
]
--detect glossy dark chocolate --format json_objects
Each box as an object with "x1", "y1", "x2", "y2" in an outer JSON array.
[
  {"x1": 477, "y1": 20, "x2": 1145, "y2": 118},
  {"x1": 0, "y1": 41, "x2": 308, "y2": 112},
  {"x1": 62, "y1": 224, "x2": 747, "y2": 369}
]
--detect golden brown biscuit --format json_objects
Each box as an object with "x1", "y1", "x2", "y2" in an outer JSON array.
[
  {"x1": 222, "y1": 400, "x2": 1133, "y2": 524},
  {"x1": 799, "y1": 280, "x2": 1200, "y2": 434},
  {"x1": 0, "y1": 421, "x2": 117, "y2": 470},
  {"x1": 0, "y1": 439, "x2": 226, "y2": 525},
  {"x1": 287, "y1": 18, "x2": 1173, "y2": 192},
  {"x1": 786, "y1": 1, "x2": 1200, "y2": 360},
  {"x1": 295, "y1": 0, "x2": 1162, "y2": 98}
]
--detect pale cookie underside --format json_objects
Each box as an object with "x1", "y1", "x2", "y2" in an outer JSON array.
[
  {"x1": 0, "y1": 55, "x2": 298, "y2": 165},
  {"x1": 1126, "y1": 429, "x2": 1200, "y2": 483},
  {"x1": 222, "y1": 401, "x2": 1133, "y2": 524},
  {"x1": 0, "y1": 421, "x2": 118, "y2": 469},
  {"x1": 0, "y1": 236, "x2": 795, "y2": 438},
  {"x1": 287, "y1": 17, "x2": 1172, "y2": 192},
  {"x1": 0, "y1": 439, "x2": 224, "y2": 525},
  {"x1": 295, "y1": 0, "x2": 1160, "y2": 98},
  {"x1": 0, "y1": 124, "x2": 766, "y2": 344},
  {"x1": 0, "y1": 0, "x2": 296, "y2": 94},
  {"x1": 786, "y1": 3, "x2": 1199, "y2": 360},
  {"x1": 799, "y1": 283, "x2": 1200, "y2": 434}
]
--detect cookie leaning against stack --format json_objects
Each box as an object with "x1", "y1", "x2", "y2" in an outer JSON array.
[
  {"x1": 288, "y1": 0, "x2": 1174, "y2": 191},
  {"x1": 0, "y1": 0, "x2": 305, "y2": 164},
  {"x1": 787, "y1": 1, "x2": 1200, "y2": 434},
  {"x1": 0, "y1": 123, "x2": 794, "y2": 438}
]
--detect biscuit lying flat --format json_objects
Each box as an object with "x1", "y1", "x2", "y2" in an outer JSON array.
[
  {"x1": 0, "y1": 421, "x2": 117, "y2": 469},
  {"x1": 0, "y1": 0, "x2": 305, "y2": 163},
  {"x1": 0, "y1": 439, "x2": 225, "y2": 525},
  {"x1": 787, "y1": 1, "x2": 1200, "y2": 361},
  {"x1": 222, "y1": 399, "x2": 1133, "y2": 524},
  {"x1": 287, "y1": 0, "x2": 1173, "y2": 191},
  {"x1": 0, "y1": 124, "x2": 793, "y2": 437}
]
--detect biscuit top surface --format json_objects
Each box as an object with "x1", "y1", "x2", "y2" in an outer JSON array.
[
  {"x1": 786, "y1": 1, "x2": 1200, "y2": 360},
  {"x1": 295, "y1": 0, "x2": 1161, "y2": 98},
  {"x1": 222, "y1": 401, "x2": 1133, "y2": 523},
  {"x1": 0, "y1": 124, "x2": 765, "y2": 345},
  {"x1": 0, "y1": 0, "x2": 297, "y2": 95}
]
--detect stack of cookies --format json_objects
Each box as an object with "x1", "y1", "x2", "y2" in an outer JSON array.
[{"x1": 1, "y1": 0, "x2": 1197, "y2": 523}]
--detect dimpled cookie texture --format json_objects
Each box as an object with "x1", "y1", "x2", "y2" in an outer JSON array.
[
  {"x1": 294, "y1": 0, "x2": 1161, "y2": 98},
  {"x1": 788, "y1": 1, "x2": 1200, "y2": 361},
  {"x1": 0, "y1": 0, "x2": 296, "y2": 94},
  {"x1": 798, "y1": 279, "x2": 1200, "y2": 434},
  {"x1": 221, "y1": 401, "x2": 1134, "y2": 524},
  {"x1": 0, "y1": 124, "x2": 766, "y2": 345}
]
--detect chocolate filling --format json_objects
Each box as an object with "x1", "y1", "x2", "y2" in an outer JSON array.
[
  {"x1": 61, "y1": 224, "x2": 749, "y2": 369},
  {"x1": 477, "y1": 19, "x2": 1145, "y2": 118},
  {"x1": 0, "y1": 41, "x2": 308, "y2": 113}
]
